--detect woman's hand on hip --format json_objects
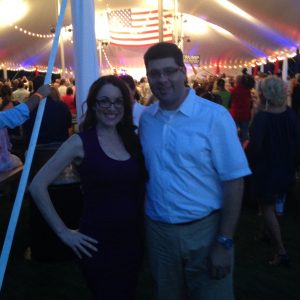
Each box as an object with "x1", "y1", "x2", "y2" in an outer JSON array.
[{"x1": 58, "y1": 229, "x2": 98, "y2": 259}]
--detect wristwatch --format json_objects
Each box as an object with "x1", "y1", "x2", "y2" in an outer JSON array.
[{"x1": 216, "y1": 235, "x2": 234, "y2": 250}]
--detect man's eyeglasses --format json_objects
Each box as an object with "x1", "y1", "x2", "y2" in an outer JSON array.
[
  {"x1": 147, "y1": 67, "x2": 183, "y2": 80},
  {"x1": 95, "y1": 97, "x2": 124, "y2": 109}
]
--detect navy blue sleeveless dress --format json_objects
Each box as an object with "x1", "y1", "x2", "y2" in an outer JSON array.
[
  {"x1": 76, "y1": 128, "x2": 144, "y2": 300},
  {"x1": 247, "y1": 108, "x2": 300, "y2": 203}
]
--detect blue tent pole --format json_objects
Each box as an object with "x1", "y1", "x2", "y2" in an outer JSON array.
[{"x1": 0, "y1": 0, "x2": 68, "y2": 291}]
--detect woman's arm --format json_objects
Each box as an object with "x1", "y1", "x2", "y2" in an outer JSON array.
[{"x1": 29, "y1": 134, "x2": 98, "y2": 258}]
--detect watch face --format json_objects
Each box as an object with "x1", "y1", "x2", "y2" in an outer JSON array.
[
  {"x1": 217, "y1": 235, "x2": 233, "y2": 250},
  {"x1": 224, "y1": 239, "x2": 233, "y2": 249}
]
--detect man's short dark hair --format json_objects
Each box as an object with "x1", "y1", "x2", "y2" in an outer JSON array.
[
  {"x1": 144, "y1": 42, "x2": 184, "y2": 69},
  {"x1": 18, "y1": 81, "x2": 24, "y2": 89},
  {"x1": 32, "y1": 75, "x2": 45, "y2": 93}
]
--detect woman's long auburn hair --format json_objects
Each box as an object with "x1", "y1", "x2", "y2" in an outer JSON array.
[
  {"x1": 80, "y1": 75, "x2": 133, "y2": 131},
  {"x1": 79, "y1": 75, "x2": 147, "y2": 178}
]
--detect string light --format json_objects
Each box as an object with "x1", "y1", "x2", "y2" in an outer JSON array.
[
  {"x1": 0, "y1": 63, "x2": 61, "y2": 74},
  {"x1": 10, "y1": 24, "x2": 55, "y2": 38},
  {"x1": 197, "y1": 46, "x2": 298, "y2": 72},
  {"x1": 268, "y1": 56, "x2": 277, "y2": 63}
]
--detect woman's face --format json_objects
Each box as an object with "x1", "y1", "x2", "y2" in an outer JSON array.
[{"x1": 94, "y1": 83, "x2": 125, "y2": 129}]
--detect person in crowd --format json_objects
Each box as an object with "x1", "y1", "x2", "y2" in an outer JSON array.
[
  {"x1": 11, "y1": 79, "x2": 19, "y2": 92},
  {"x1": 0, "y1": 84, "x2": 22, "y2": 171},
  {"x1": 69, "y1": 77, "x2": 76, "y2": 94},
  {"x1": 217, "y1": 78, "x2": 231, "y2": 109},
  {"x1": 119, "y1": 74, "x2": 145, "y2": 128},
  {"x1": 291, "y1": 73, "x2": 300, "y2": 117},
  {"x1": 49, "y1": 85, "x2": 61, "y2": 100},
  {"x1": 246, "y1": 76, "x2": 300, "y2": 266},
  {"x1": 23, "y1": 76, "x2": 72, "y2": 147},
  {"x1": 0, "y1": 84, "x2": 50, "y2": 171},
  {"x1": 0, "y1": 84, "x2": 15, "y2": 111},
  {"x1": 58, "y1": 78, "x2": 68, "y2": 97},
  {"x1": 229, "y1": 73, "x2": 255, "y2": 142},
  {"x1": 0, "y1": 122, "x2": 23, "y2": 172},
  {"x1": 12, "y1": 80, "x2": 30, "y2": 103},
  {"x1": 194, "y1": 81, "x2": 222, "y2": 104},
  {"x1": 29, "y1": 75, "x2": 147, "y2": 300},
  {"x1": 138, "y1": 76, "x2": 152, "y2": 104},
  {"x1": 62, "y1": 86, "x2": 76, "y2": 116},
  {"x1": 228, "y1": 76, "x2": 235, "y2": 92},
  {"x1": 0, "y1": 84, "x2": 50, "y2": 129},
  {"x1": 139, "y1": 42, "x2": 251, "y2": 300}
]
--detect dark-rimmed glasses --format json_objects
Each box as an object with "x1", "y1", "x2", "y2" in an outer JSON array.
[
  {"x1": 95, "y1": 97, "x2": 124, "y2": 109},
  {"x1": 147, "y1": 67, "x2": 183, "y2": 80}
]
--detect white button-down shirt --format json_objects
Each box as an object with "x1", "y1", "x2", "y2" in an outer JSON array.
[{"x1": 139, "y1": 89, "x2": 251, "y2": 223}]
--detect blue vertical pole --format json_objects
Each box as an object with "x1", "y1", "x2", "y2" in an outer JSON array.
[{"x1": 0, "y1": 0, "x2": 68, "y2": 291}]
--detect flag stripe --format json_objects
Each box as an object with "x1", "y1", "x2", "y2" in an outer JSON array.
[
  {"x1": 108, "y1": 8, "x2": 173, "y2": 47},
  {"x1": 110, "y1": 33, "x2": 173, "y2": 42}
]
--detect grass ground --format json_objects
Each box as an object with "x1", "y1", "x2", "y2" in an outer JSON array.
[{"x1": 0, "y1": 185, "x2": 299, "y2": 300}]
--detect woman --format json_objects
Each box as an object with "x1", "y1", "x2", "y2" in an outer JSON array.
[
  {"x1": 62, "y1": 86, "x2": 76, "y2": 116},
  {"x1": 29, "y1": 75, "x2": 147, "y2": 299},
  {"x1": 0, "y1": 84, "x2": 23, "y2": 171},
  {"x1": 230, "y1": 74, "x2": 254, "y2": 142},
  {"x1": 247, "y1": 76, "x2": 300, "y2": 266}
]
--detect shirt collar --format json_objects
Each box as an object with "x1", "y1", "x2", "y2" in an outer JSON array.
[{"x1": 150, "y1": 88, "x2": 195, "y2": 117}]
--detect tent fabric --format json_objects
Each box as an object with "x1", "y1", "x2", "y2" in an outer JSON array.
[{"x1": 0, "y1": 0, "x2": 299, "y2": 73}]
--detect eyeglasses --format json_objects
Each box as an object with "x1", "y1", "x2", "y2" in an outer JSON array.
[
  {"x1": 147, "y1": 67, "x2": 183, "y2": 80},
  {"x1": 95, "y1": 97, "x2": 124, "y2": 109}
]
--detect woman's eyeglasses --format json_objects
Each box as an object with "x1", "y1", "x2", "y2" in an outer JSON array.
[{"x1": 95, "y1": 97, "x2": 124, "y2": 109}]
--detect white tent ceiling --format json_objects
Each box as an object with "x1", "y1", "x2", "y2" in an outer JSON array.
[{"x1": 0, "y1": 0, "x2": 299, "y2": 75}]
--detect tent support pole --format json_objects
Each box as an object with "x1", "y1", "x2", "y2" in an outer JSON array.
[{"x1": 158, "y1": 0, "x2": 164, "y2": 42}]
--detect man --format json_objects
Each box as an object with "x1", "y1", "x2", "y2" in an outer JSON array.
[
  {"x1": 139, "y1": 42, "x2": 251, "y2": 300},
  {"x1": 0, "y1": 84, "x2": 50, "y2": 129},
  {"x1": 12, "y1": 80, "x2": 30, "y2": 103},
  {"x1": 23, "y1": 76, "x2": 71, "y2": 147}
]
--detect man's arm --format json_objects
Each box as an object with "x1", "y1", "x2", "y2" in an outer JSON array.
[
  {"x1": 25, "y1": 84, "x2": 50, "y2": 111},
  {"x1": 0, "y1": 84, "x2": 50, "y2": 129},
  {"x1": 219, "y1": 177, "x2": 244, "y2": 238},
  {"x1": 209, "y1": 177, "x2": 244, "y2": 279}
]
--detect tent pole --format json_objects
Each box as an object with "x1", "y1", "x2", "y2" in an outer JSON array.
[
  {"x1": 158, "y1": 0, "x2": 163, "y2": 42},
  {"x1": 60, "y1": 37, "x2": 66, "y2": 78},
  {"x1": 282, "y1": 58, "x2": 288, "y2": 82},
  {"x1": 0, "y1": 0, "x2": 67, "y2": 291},
  {"x1": 2, "y1": 65, "x2": 7, "y2": 80},
  {"x1": 71, "y1": 0, "x2": 99, "y2": 122},
  {"x1": 173, "y1": 0, "x2": 179, "y2": 46},
  {"x1": 57, "y1": 0, "x2": 66, "y2": 78},
  {"x1": 99, "y1": 42, "x2": 102, "y2": 77}
]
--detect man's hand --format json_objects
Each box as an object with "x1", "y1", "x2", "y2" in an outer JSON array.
[
  {"x1": 25, "y1": 84, "x2": 51, "y2": 111},
  {"x1": 36, "y1": 84, "x2": 51, "y2": 99},
  {"x1": 208, "y1": 243, "x2": 233, "y2": 280}
]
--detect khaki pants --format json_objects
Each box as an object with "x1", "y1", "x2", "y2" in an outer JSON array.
[{"x1": 146, "y1": 212, "x2": 234, "y2": 300}]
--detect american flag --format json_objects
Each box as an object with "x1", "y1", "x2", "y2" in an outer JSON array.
[{"x1": 107, "y1": 8, "x2": 173, "y2": 47}]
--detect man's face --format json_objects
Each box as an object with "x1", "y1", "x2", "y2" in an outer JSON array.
[{"x1": 146, "y1": 57, "x2": 188, "y2": 110}]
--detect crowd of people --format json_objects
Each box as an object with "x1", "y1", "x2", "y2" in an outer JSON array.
[{"x1": 1, "y1": 42, "x2": 300, "y2": 300}]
